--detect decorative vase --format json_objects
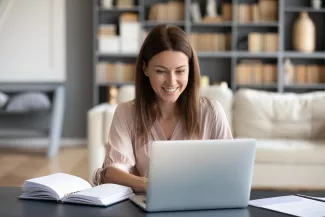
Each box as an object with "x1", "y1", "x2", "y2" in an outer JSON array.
[
  {"x1": 206, "y1": 0, "x2": 217, "y2": 17},
  {"x1": 311, "y1": 0, "x2": 322, "y2": 10},
  {"x1": 283, "y1": 58, "x2": 295, "y2": 85},
  {"x1": 292, "y1": 12, "x2": 316, "y2": 53}
]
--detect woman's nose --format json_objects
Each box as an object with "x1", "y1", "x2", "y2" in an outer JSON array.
[{"x1": 167, "y1": 72, "x2": 177, "y2": 85}]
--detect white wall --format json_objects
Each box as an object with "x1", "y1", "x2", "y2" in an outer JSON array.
[{"x1": 0, "y1": 0, "x2": 65, "y2": 82}]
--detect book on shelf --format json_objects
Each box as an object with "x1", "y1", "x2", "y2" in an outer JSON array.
[
  {"x1": 148, "y1": 1, "x2": 184, "y2": 22},
  {"x1": 116, "y1": 0, "x2": 134, "y2": 9},
  {"x1": 259, "y1": 0, "x2": 278, "y2": 21},
  {"x1": 19, "y1": 173, "x2": 134, "y2": 207},
  {"x1": 222, "y1": 3, "x2": 232, "y2": 21},
  {"x1": 295, "y1": 65, "x2": 307, "y2": 84},
  {"x1": 236, "y1": 61, "x2": 277, "y2": 85}
]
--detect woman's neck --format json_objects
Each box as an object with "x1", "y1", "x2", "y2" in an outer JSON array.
[{"x1": 157, "y1": 102, "x2": 179, "y2": 120}]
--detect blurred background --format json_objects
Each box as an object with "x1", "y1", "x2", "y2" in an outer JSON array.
[{"x1": 0, "y1": 0, "x2": 324, "y2": 191}]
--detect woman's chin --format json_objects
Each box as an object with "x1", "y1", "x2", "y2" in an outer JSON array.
[{"x1": 158, "y1": 95, "x2": 180, "y2": 104}]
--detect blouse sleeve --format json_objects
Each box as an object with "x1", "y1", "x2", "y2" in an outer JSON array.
[
  {"x1": 209, "y1": 99, "x2": 233, "y2": 140},
  {"x1": 93, "y1": 102, "x2": 136, "y2": 185}
]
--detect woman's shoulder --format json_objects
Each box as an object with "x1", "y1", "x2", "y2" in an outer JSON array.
[{"x1": 115, "y1": 100, "x2": 136, "y2": 117}]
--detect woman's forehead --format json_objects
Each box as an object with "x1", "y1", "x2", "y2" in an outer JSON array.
[{"x1": 148, "y1": 51, "x2": 189, "y2": 68}]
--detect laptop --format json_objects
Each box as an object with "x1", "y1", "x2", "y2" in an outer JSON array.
[{"x1": 129, "y1": 139, "x2": 256, "y2": 212}]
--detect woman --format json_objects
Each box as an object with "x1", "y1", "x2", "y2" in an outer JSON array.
[{"x1": 93, "y1": 24, "x2": 233, "y2": 192}]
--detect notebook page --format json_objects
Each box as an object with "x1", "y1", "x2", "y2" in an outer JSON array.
[
  {"x1": 249, "y1": 195, "x2": 325, "y2": 217},
  {"x1": 63, "y1": 184, "x2": 133, "y2": 206},
  {"x1": 25, "y1": 173, "x2": 92, "y2": 199},
  {"x1": 65, "y1": 184, "x2": 133, "y2": 200}
]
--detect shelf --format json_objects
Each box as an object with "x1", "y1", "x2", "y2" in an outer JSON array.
[
  {"x1": 236, "y1": 52, "x2": 278, "y2": 58},
  {"x1": 284, "y1": 52, "x2": 325, "y2": 59},
  {"x1": 96, "y1": 52, "x2": 138, "y2": 58},
  {"x1": 191, "y1": 22, "x2": 232, "y2": 27},
  {"x1": 142, "y1": 21, "x2": 186, "y2": 27},
  {"x1": 197, "y1": 52, "x2": 232, "y2": 58},
  {"x1": 97, "y1": 81, "x2": 134, "y2": 86},
  {"x1": 237, "y1": 84, "x2": 278, "y2": 89},
  {"x1": 0, "y1": 83, "x2": 62, "y2": 92},
  {"x1": 0, "y1": 129, "x2": 48, "y2": 138},
  {"x1": 284, "y1": 84, "x2": 325, "y2": 89},
  {"x1": 93, "y1": 0, "x2": 325, "y2": 105},
  {"x1": 0, "y1": 109, "x2": 51, "y2": 115},
  {"x1": 285, "y1": 7, "x2": 325, "y2": 13},
  {"x1": 236, "y1": 22, "x2": 279, "y2": 27},
  {"x1": 96, "y1": 6, "x2": 141, "y2": 12}
]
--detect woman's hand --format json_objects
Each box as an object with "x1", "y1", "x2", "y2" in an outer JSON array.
[{"x1": 133, "y1": 177, "x2": 148, "y2": 193}]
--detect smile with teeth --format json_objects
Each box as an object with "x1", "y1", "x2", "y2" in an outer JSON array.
[{"x1": 163, "y1": 87, "x2": 178, "y2": 92}]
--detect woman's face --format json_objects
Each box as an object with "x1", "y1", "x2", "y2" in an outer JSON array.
[{"x1": 145, "y1": 50, "x2": 189, "y2": 105}]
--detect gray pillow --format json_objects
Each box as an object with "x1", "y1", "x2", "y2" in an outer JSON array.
[
  {"x1": 6, "y1": 92, "x2": 51, "y2": 112},
  {"x1": 0, "y1": 92, "x2": 9, "y2": 108}
]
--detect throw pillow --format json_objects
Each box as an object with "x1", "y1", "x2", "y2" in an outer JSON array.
[
  {"x1": 0, "y1": 92, "x2": 9, "y2": 109},
  {"x1": 6, "y1": 92, "x2": 51, "y2": 112}
]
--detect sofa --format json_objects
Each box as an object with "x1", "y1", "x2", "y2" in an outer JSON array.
[{"x1": 87, "y1": 85, "x2": 325, "y2": 190}]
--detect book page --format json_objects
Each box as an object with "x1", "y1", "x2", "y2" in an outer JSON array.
[
  {"x1": 24, "y1": 173, "x2": 92, "y2": 200},
  {"x1": 249, "y1": 195, "x2": 325, "y2": 217},
  {"x1": 63, "y1": 184, "x2": 133, "y2": 206}
]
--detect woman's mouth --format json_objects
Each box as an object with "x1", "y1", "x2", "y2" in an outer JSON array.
[{"x1": 162, "y1": 87, "x2": 178, "y2": 93}]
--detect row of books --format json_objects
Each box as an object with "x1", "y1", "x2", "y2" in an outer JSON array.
[
  {"x1": 148, "y1": 1, "x2": 184, "y2": 22},
  {"x1": 190, "y1": 33, "x2": 232, "y2": 52},
  {"x1": 248, "y1": 33, "x2": 278, "y2": 52},
  {"x1": 289, "y1": 65, "x2": 325, "y2": 84},
  {"x1": 236, "y1": 0, "x2": 278, "y2": 22},
  {"x1": 96, "y1": 62, "x2": 135, "y2": 82},
  {"x1": 100, "y1": 0, "x2": 277, "y2": 22},
  {"x1": 236, "y1": 62, "x2": 277, "y2": 85},
  {"x1": 237, "y1": 61, "x2": 325, "y2": 85},
  {"x1": 191, "y1": 2, "x2": 232, "y2": 23}
]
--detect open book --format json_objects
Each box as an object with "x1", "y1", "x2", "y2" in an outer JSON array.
[
  {"x1": 249, "y1": 194, "x2": 325, "y2": 217},
  {"x1": 19, "y1": 173, "x2": 134, "y2": 207}
]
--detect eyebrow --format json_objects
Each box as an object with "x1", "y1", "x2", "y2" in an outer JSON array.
[{"x1": 154, "y1": 65, "x2": 187, "y2": 69}]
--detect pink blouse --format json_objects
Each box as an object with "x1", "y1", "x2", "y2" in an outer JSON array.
[{"x1": 93, "y1": 97, "x2": 233, "y2": 185}]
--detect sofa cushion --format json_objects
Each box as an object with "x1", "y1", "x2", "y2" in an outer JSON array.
[
  {"x1": 234, "y1": 89, "x2": 325, "y2": 139},
  {"x1": 103, "y1": 104, "x2": 118, "y2": 145},
  {"x1": 254, "y1": 139, "x2": 325, "y2": 165},
  {"x1": 200, "y1": 86, "x2": 233, "y2": 131}
]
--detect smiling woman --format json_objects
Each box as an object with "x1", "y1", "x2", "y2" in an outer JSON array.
[{"x1": 93, "y1": 24, "x2": 233, "y2": 193}]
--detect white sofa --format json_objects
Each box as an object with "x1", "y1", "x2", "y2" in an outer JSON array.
[{"x1": 87, "y1": 85, "x2": 325, "y2": 190}]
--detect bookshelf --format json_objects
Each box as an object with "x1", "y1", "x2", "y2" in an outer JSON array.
[{"x1": 93, "y1": 0, "x2": 325, "y2": 105}]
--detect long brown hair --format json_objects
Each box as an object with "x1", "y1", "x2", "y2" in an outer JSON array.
[{"x1": 134, "y1": 24, "x2": 201, "y2": 144}]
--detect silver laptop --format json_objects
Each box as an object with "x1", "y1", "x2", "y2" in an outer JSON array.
[{"x1": 129, "y1": 139, "x2": 256, "y2": 212}]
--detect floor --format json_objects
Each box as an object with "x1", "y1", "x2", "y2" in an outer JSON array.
[{"x1": 0, "y1": 146, "x2": 88, "y2": 187}]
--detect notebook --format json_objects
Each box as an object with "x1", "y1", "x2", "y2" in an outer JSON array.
[
  {"x1": 19, "y1": 173, "x2": 134, "y2": 207},
  {"x1": 249, "y1": 194, "x2": 325, "y2": 217}
]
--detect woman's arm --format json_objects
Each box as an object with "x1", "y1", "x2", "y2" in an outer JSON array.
[{"x1": 101, "y1": 167, "x2": 148, "y2": 193}]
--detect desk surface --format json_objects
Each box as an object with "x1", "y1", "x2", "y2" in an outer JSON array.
[{"x1": 1, "y1": 187, "x2": 324, "y2": 217}]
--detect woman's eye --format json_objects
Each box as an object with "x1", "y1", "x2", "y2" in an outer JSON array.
[
  {"x1": 156, "y1": 70, "x2": 165, "y2": 74},
  {"x1": 177, "y1": 70, "x2": 185, "y2": 74}
]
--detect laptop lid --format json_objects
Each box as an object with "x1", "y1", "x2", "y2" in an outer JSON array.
[{"x1": 145, "y1": 139, "x2": 256, "y2": 212}]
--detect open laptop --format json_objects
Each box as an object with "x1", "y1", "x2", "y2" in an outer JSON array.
[{"x1": 129, "y1": 139, "x2": 256, "y2": 212}]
